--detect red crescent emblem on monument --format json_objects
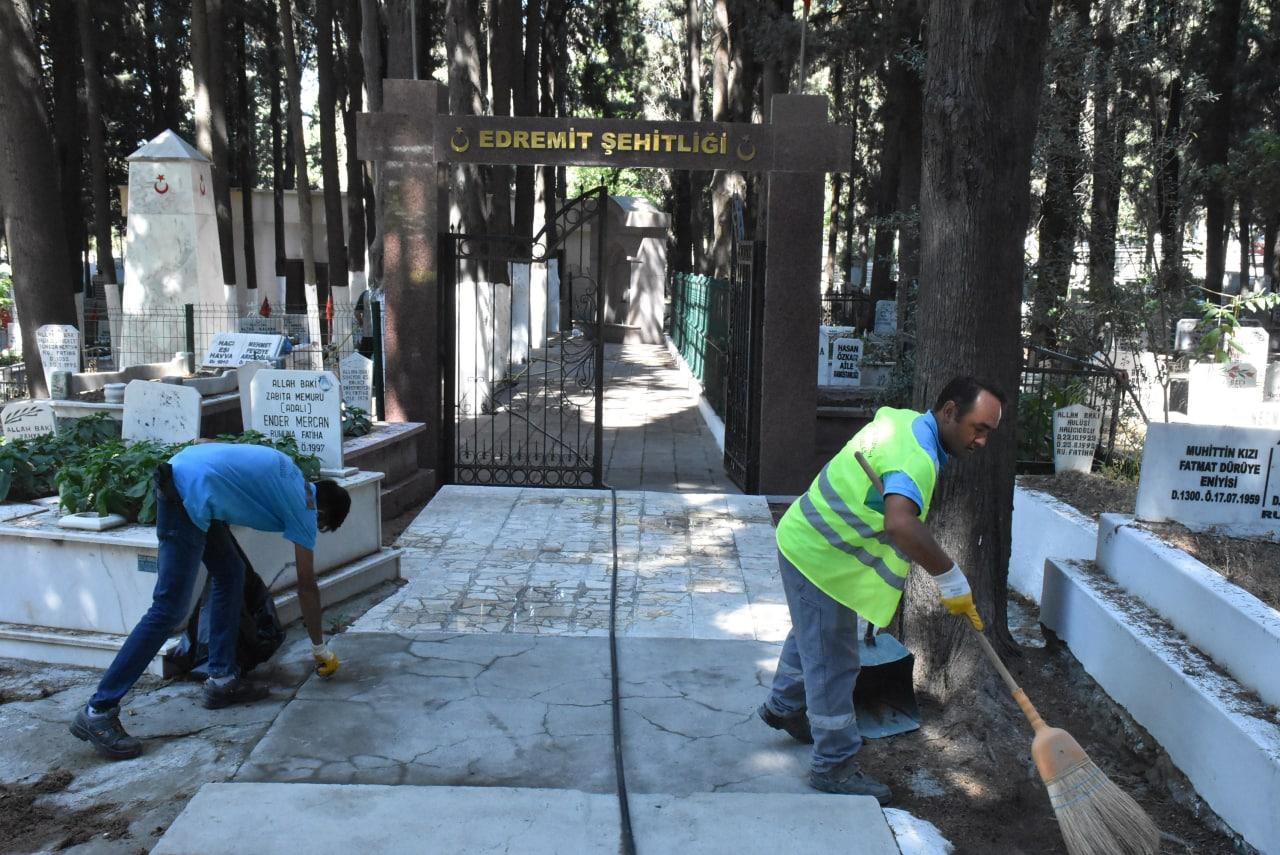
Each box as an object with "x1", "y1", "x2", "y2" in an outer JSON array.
[
  {"x1": 199, "y1": 175, "x2": 207, "y2": 196},
  {"x1": 154, "y1": 174, "x2": 169, "y2": 194}
]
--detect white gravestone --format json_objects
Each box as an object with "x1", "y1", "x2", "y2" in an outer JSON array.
[
  {"x1": 874, "y1": 301, "x2": 897, "y2": 336},
  {"x1": 238, "y1": 315, "x2": 279, "y2": 335},
  {"x1": 250, "y1": 369, "x2": 343, "y2": 470},
  {"x1": 829, "y1": 338, "x2": 864, "y2": 387},
  {"x1": 818, "y1": 325, "x2": 855, "y2": 386},
  {"x1": 1052, "y1": 404, "x2": 1102, "y2": 474},
  {"x1": 236, "y1": 361, "x2": 274, "y2": 429},
  {"x1": 202, "y1": 332, "x2": 287, "y2": 368},
  {"x1": 1231, "y1": 326, "x2": 1269, "y2": 369},
  {"x1": 1187, "y1": 360, "x2": 1263, "y2": 424},
  {"x1": 1136, "y1": 422, "x2": 1280, "y2": 540},
  {"x1": 339, "y1": 352, "x2": 374, "y2": 414},
  {"x1": 35, "y1": 324, "x2": 80, "y2": 395},
  {"x1": 122, "y1": 380, "x2": 202, "y2": 444},
  {"x1": 1, "y1": 401, "x2": 57, "y2": 440}
]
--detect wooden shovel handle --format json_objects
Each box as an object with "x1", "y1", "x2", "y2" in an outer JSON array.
[{"x1": 853, "y1": 451, "x2": 885, "y2": 495}]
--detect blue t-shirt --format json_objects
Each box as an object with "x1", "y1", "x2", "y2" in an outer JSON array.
[
  {"x1": 881, "y1": 410, "x2": 948, "y2": 514},
  {"x1": 170, "y1": 444, "x2": 318, "y2": 549}
]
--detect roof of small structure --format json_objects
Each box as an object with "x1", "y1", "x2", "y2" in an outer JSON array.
[
  {"x1": 609, "y1": 195, "x2": 671, "y2": 230},
  {"x1": 127, "y1": 130, "x2": 209, "y2": 162}
]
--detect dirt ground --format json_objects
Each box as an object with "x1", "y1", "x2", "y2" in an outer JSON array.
[
  {"x1": 0, "y1": 771, "x2": 131, "y2": 853},
  {"x1": 1021, "y1": 471, "x2": 1280, "y2": 613}
]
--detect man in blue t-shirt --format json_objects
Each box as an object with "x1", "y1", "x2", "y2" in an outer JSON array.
[{"x1": 70, "y1": 443, "x2": 351, "y2": 760}]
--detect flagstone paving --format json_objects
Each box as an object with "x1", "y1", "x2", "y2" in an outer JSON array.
[{"x1": 350, "y1": 486, "x2": 790, "y2": 641}]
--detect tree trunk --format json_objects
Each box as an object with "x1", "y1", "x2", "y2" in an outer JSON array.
[
  {"x1": 514, "y1": 0, "x2": 541, "y2": 237},
  {"x1": 78, "y1": 0, "x2": 117, "y2": 289},
  {"x1": 1086, "y1": 0, "x2": 1124, "y2": 308},
  {"x1": 343, "y1": 0, "x2": 368, "y2": 289},
  {"x1": 279, "y1": 0, "x2": 320, "y2": 322},
  {"x1": 0, "y1": 0, "x2": 81, "y2": 394},
  {"x1": 1155, "y1": 75, "x2": 1184, "y2": 295},
  {"x1": 687, "y1": 0, "x2": 706, "y2": 271},
  {"x1": 1030, "y1": 0, "x2": 1091, "y2": 351},
  {"x1": 823, "y1": 61, "x2": 845, "y2": 288},
  {"x1": 193, "y1": 0, "x2": 237, "y2": 287},
  {"x1": 1264, "y1": 216, "x2": 1278, "y2": 292},
  {"x1": 447, "y1": 0, "x2": 490, "y2": 238},
  {"x1": 235, "y1": 4, "x2": 257, "y2": 296},
  {"x1": 540, "y1": 0, "x2": 567, "y2": 240},
  {"x1": 910, "y1": 0, "x2": 1052, "y2": 691},
  {"x1": 709, "y1": 0, "x2": 747, "y2": 278},
  {"x1": 266, "y1": 17, "x2": 287, "y2": 292},
  {"x1": 48, "y1": 0, "x2": 84, "y2": 299},
  {"x1": 488, "y1": 0, "x2": 520, "y2": 238},
  {"x1": 894, "y1": 3, "x2": 925, "y2": 298},
  {"x1": 317, "y1": 0, "x2": 349, "y2": 304},
  {"x1": 1200, "y1": 0, "x2": 1244, "y2": 297}
]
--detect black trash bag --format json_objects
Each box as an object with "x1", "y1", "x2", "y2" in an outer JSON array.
[{"x1": 170, "y1": 539, "x2": 287, "y2": 678}]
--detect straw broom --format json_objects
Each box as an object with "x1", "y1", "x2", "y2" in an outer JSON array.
[{"x1": 853, "y1": 452, "x2": 1160, "y2": 854}]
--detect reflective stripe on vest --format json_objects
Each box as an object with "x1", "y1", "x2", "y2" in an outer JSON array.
[
  {"x1": 797, "y1": 493, "x2": 906, "y2": 592},
  {"x1": 815, "y1": 464, "x2": 907, "y2": 563}
]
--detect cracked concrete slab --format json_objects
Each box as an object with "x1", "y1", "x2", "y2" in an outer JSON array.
[
  {"x1": 153, "y1": 783, "x2": 898, "y2": 854},
  {"x1": 235, "y1": 632, "x2": 815, "y2": 796}
]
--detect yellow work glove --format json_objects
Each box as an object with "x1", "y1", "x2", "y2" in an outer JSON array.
[
  {"x1": 933, "y1": 564, "x2": 984, "y2": 632},
  {"x1": 311, "y1": 642, "x2": 340, "y2": 678}
]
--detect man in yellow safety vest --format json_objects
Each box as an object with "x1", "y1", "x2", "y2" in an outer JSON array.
[{"x1": 758, "y1": 376, "x2": 1005, "y2": 804}]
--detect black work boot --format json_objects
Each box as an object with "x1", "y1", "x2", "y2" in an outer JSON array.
[
  {"x1": 757, "y1": 703, "x2": 814, "y2": 744},
  {"x1": 202, "y1": 676, "x2": 270, "y2": 710},
  {"x1": 809, "y1": 757, "x2": 892, "y2": 805},
  {"x1": 70, "y1": 706, "x2": 143, "y2": 760}
]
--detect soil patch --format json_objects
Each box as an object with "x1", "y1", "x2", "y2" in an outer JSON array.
[
  {"x1": 0, "y1": 770, "x2": 131, "y2": 853},
  {"x1": 1139, "y1": 521, "x2": 1280, "y2": 612},
  {"x1": 1020, "y1": 471, "x2": 1136, "y2": 520}
]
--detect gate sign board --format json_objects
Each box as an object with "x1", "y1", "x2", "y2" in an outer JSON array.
[
  {"x1": 1136, "y1": 422, "x2": 1280, "y2": 540},
  {"x1": 35, "y1": 324, "x2": 80, "y2": 394},
  {"x1": 250, "y1": 369, "x2": 343, "y2": 470},
  {"x1": 339, "y1": 352, "x2": 374, "y2": 414},
  {"x1": 1052, "y1": 404, "x2": 1101, "y2": 474},
  {"x1": 1, "y1": 401, "x2": 57, "y2": 440},
  {"x1": 829, "y1": 338, "x2": 863, "y2": 387},
  {"x1": 202, "y1": 332, "x2": 287, "y2": 368}
]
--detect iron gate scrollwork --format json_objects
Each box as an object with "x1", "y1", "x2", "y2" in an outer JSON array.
[
  {"x1": 441, "y1": 187, "x2": 608, "y2": 488},
  {"x1": 722, "y1": 211, "x2": 763, "y2": 493}
]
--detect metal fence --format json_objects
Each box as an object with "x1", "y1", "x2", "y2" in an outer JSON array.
[
  {"x1": 820, "y1": 291, "x2": 876, "y2": 329},
  {"x1": 669, "y1": 273, "x2": 731, "y2": 419},
  {"x1": 1018, "y1": 344, "x2": 1127, "y2": 473}
]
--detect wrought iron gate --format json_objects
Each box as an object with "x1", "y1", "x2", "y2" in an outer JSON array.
[
  {"x1": 722, "y1": 220, "x2": 763, "y2": 492},
  {"x1": 441, "y1": 188, "x2": 608, "y2": 488}
]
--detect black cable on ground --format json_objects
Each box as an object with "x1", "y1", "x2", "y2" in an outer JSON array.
[{"x1": 607, "y1": 485, "x2": 637, "y2": 855}]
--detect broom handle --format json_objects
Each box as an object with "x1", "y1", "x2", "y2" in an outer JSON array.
[{"x1": 854, "y1": 451, "x2": 1049, "y2": 732}]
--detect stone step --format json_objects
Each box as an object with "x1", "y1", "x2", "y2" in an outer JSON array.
[
  {"x1": 1041, "y1": 557, "x2": 1280, "y2": 854},
  {"x1": 152, "y1": 782, "x2": 900, "y2": 855}
]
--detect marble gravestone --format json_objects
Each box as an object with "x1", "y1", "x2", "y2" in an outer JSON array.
[
  {"x1": 249, "y1": 369, "x2": 344, "y2": 471},
  {"x1": 829, "y1": 338, "x2": 863, "y2": 387},
  {"x1": 35, "y1": 324, "x2": 80, "y2": 395},
  {"x1": 1, "y1": 400, "x2": 57, "y2": 440},
  {"x1": 122, "y1": 380, "x2": 202, "y2": 444},
  {"x1": 1232, "y1": 326, "x2": 1269, "y2": 369},
  {"x1": 1136, "y1": 421, "x2": 1280, "y2": 540},
  {"x1": 202, "y1": 332, "x2": 287, "y2": 368},
  {"x1": 236, "y1": 361, "x2": 274, "y2": 429},
  {"x1": 873, "y1": 301, "x2": 897, "y2": 336},
  {"x1": 818, "y1": 325, "x2": 855, "y2": 386},
  {"x1": 1187, "y1": 360, "x2": 1264, "y2": 424},
  {"x1": 339, "y1": 352, "x2": 374, "y2": 415},
  {"x1": 1052, "y1": 404, "x2": 1102, "y2": 474}
]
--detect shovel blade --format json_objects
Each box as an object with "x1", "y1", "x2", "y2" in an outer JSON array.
[{"x1": 854, "y1": 632, "x2": 921, "y2": 739}]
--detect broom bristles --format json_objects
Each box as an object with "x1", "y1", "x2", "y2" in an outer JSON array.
[{"x1": 1046, "y1": 758, "x2": 1161, "y2": 855}]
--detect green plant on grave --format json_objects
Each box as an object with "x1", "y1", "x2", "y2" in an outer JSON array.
[
  {"x1": 1194, "y1": 289, "x2": 1280, "y2": 364},
  {"x1": 56, "y1": 439, "x2": 177, "y2": 523},
  {"x1": 1017, "y1": 381, "x2": 1087, "y2": 463},
  {"x1": 341, "y1": 404, "x2": 372, "y2": 438},
  {"x1": 0, "y1": 414, "x2": 121, "y2": 503}
]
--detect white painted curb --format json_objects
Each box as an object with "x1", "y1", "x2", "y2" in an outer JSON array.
[
  {"x1": 1041, "y1": 558, "x2": 1280, "y2": 855},
  {"x1": 1097, "y1": 513, "x2": 1280, "y2": 709},
  {"x1": 1009, "y1": 486, "x2": 1098, "y2": 603},
  {"x1": 663, "y1": 333, "x2": 726, "y2": 454}
]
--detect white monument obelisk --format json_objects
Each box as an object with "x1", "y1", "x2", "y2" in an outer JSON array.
[{"x1": 115, "y1": 130, "x2": 234, "y2": 368}]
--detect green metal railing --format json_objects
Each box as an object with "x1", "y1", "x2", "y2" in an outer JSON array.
[{"x1": 669, "y1": 273, "x2": 731, "y2": 418}]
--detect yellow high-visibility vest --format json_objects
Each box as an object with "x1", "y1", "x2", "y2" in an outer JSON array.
[{"x1": 776, "y1": 407, "x2": 938, "y2": 627}]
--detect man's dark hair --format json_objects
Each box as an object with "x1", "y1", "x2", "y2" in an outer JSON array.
[
  {"x1": 315, "y1": 480, "x2": 352, "y2": 533},
  {"x1": 932, "y1": 376, "x2": 1007, "y2": 418}
]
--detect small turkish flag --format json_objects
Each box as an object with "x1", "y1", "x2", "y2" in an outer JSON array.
[
  {"x1": 325, "y1": 294, "x2": 334, "y2": 324},
  {"x1": 259, "y1": 297, "x2": 272, "y2": 317},
  {"x1": 802, "y1": 0, "x2": 811, "y2": 11}
]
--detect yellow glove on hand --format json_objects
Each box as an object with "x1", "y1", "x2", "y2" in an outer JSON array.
[
  {"x1": 934, "y1": 564, "x2": 985, "y2": 632},
  {"x1": 312, "y1": 642, "x2": 340, "y2": 678}
]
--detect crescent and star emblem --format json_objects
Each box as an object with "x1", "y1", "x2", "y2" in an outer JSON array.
[
  {"x1": 153, "y1": 174, "x2": 169, "y2": 194},
  {"x1": 451, "y1": 127, "x2": 471, "y2": 154},
  {"x1": 735, "y1": 137, "x2": 757, "y2": 162}
]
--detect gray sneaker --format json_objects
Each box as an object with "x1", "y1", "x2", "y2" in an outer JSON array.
[
  {"x1": 202, "y1": 676, "x2": 270, "y2": 710},
  {"x1": 70, "y1": 706, "x2": 142, "y2": 760},
  {"x1": 757, "y1": 704, "x2": 814, "y2": 744},
  {"x1": 808, "y1": 758, "x2": 892, "y2": 804}
]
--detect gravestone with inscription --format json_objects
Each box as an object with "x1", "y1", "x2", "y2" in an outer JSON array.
[
  {"x1": 1052, "y1": 404, "x2": 1102, "y2": 474},
  {"x1": 1232, "y1": 326, "x2": 1269, "y2": 369},
  {"x1": 829, "y1": 338, "x2": 863, "y2": 387},
  {"x1": 873, "y1": 301, "x2": 897, "y2": 336},
  {"x1": 1186, "y1": 360, "x2": 1264, "y2": 424},
  {"x1": 1, "y1": 401, "x2": 57, "y2": 440},
  {"x1": 202, "y1": 332, "x2": 287, "y2": 368},
  {"x1": 35, "y1": 325, "x2": 80, "y2": 395},
  {"x1": 1136, "y1": 422, "x2": 1280, "y2": 539},
  {"x1": 340, "y1": 352, "x2": 374, "y2": 414},
  {"x1": 817, "y1": 325, "x2": 855, "y2": 386},
  {"x1": 249, "y1": 369, "x2": 343, "y2": 470},
  {"x1": 122, "y1": 380, "x2": 202, "y2": 444}
]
